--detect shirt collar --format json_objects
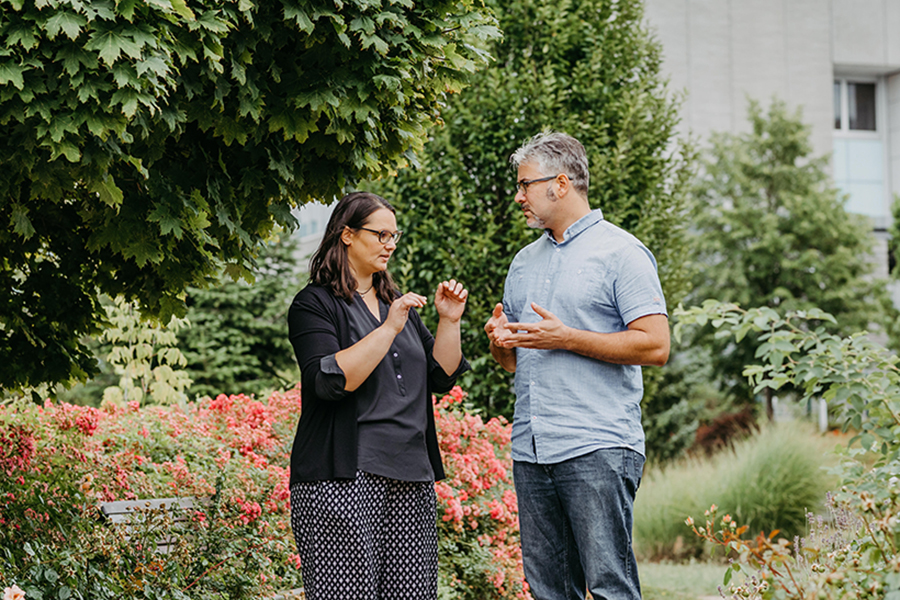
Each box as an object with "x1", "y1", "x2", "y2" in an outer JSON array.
[{"x1": 544, "y1": 208, "x2": 605, "y2": 245}]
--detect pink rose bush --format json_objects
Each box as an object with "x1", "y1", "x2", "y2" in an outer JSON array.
[
  {"x1": 0, "y1": 385, "x2": 528, "y2": 599},
  {"x1": 0, "y1": 388, "x2": 304, "y2": 599},
  {"x1": 433, "y1": 387, "x2": 531, "y2": 600}
]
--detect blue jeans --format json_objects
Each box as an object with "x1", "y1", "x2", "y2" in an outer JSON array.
[{"x1": 513, "y1": 448, "x2": 644, "y2": 600}]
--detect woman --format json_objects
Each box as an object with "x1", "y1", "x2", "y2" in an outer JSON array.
[{"x1": 287, "y1": 191, "x2": 469, "y2": 600}]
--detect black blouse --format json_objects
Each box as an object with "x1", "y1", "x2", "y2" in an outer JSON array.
[{"x1": 287, "y1": 284, "x2": 469, "y2": 485}]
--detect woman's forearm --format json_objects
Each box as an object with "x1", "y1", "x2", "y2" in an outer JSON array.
[
  {"x1": 432, "y1": 317, "x2": 462, "y2": 376},
  {"x1": 334, "y1": 325, "x2": 397, "y2": 391}
]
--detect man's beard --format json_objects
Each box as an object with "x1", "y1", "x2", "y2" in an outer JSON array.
[{"x1": 526, "y1": 187, "x2": 556, "y2": 229}]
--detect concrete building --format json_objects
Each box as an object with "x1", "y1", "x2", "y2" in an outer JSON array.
[{"x1": 643, "y1": 0, "x2": 900, "y2": 280}]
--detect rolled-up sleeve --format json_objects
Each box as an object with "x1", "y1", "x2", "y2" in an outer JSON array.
[
  {"x1": 317, "y1": 354, "x2": 348, "y2": 400},
  {"x1": 288, "y1": 290, "x2": 350, "y2": 402},
  {"x1": 428, "y1": 353, "x2": 470, "y2": 394}
]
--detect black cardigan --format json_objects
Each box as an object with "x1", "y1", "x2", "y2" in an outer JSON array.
[{"x1": 287, "y1": 284, "x2": 467, "y2": 485}]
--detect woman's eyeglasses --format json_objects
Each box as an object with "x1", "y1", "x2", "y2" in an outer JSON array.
[{"x1": 358, "y1": 227, "x2": 403, "y2": 245}]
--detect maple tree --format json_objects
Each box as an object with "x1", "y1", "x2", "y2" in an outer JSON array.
[{"x1": 0, "y1": 0, "x2": 497, "y2": 390}]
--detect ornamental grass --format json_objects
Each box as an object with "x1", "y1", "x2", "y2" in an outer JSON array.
[{"x1": 633, "y1": 422, "x2": 835, "y2": 562}]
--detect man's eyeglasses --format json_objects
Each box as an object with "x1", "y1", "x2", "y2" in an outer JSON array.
[
  {"x1": 516, "y1": 174, "x2": 567, "y2": 194},
  {"x1": 358, "y1": 226, "x2": 403, "y2": 245}
]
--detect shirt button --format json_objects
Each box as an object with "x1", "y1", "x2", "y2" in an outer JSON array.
[
  {"x1": 393, "y1": 353, "x2": 398, "y2": 357},
  {"x1": 531, "y1": 416, "x2": 537, "y2": 421},
  {"x1": 545, "y1": 279, "x2": 550, "y2": 283},
  {"x1": 556, "y1": 248, "x2": 560, "y2": 252},
  {"x1": 530, "y1": 381, "x2": 535, "y2": 385},
  {"x1": 397, "y1": 374, "x2": 402, "y2": 379}
]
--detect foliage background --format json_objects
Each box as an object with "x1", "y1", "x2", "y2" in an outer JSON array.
[
  {"x1": 687, "y1": 99, "x2": 894, "y2": 410},
  {"x1": 372, "y1": 0, "x2": 696, "y2": 419},
  {"x1": 0, "y1": 0, "x2": 498, "y2": 391},
  {"x1": 633, "y1": 423, "x2": 835, "y2": 561},
  {"x1": 674, "y1": 300, "x2": 900, "y2": 599},
  {"x1": 176, "y1": 233, "x2": 303, "y2": 399}
]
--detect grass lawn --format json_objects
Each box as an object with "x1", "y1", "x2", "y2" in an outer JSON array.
[{"x1": 639, "y1": 561, "x2": 728, "y2": 599}]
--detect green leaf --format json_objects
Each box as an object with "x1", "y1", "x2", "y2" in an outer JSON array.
[
  {"x1": 11, "y1": 203, "x2": 35, "y2": 238},
  {"x1": 51, "y1": 142, "x2": 81, "y2": 162},
  {"x1": 136, "y1": 56, "x2": 169, "y2": 78},
  {"x1": 86, "y1": 28, "x2": 140, "y2": 65},
  {"x1": 283, "y1": 5, "x2": 314, "y2": 34},
  {"x1": 359, "y1": 32, "x2": 389, "y2": 55},
  {"x1": 169, "y1": 0, "x2": 195, "y2": 20},
  {"x1": 123, "y1": 236, "x2": 164, "y2": 266},
  {"x1": 350, "y1": 16, "x2": 376, "y2": 35},
  {"x1": 0, "y1": 62, "x2": 26, "y2": 90},
  {"x1": 7, "y1": 25, "x2": 38, "y2": 50},
  {"x1": 91, "y1": 176, "x2": 124, "y2": 208},
  {"x1": 44, "y1": 11, "x2": 86, "y2": 40},
  {"x1": 111, "y1": 89, "x2": 140, "y2": 117},
  {"x1": 149, "y1": 205, "x2": 184, "y2": 238}
]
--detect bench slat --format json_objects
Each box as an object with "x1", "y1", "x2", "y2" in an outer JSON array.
[
  {"x1": 100, "y1": 497, "x2": 199, "y2": 518},
  {"x1": 99, "y1": 497, "x2": 304, "y2": 598}
]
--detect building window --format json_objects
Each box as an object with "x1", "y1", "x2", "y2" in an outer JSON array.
[
  {"x1": 834, "y1": 79, "x2": 876, "y2": 132},
  {"x1": 832, "y1": 76, "x2": 887, "y2": 227}
]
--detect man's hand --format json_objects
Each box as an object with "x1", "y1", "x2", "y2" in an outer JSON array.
[
  {"x1": 502, "y1": 303, "x2": 571, "y2": 350},
  {"x1": 484, "y1": 303, "x2": 516, "y2": 372},
  {"x1": 484, "y1": 303, "x2": 513, "y2": 347}
]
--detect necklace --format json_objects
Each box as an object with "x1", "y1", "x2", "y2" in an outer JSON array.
[{"x1": 358, "y1": 284, "x2": 374, "y2": 296}]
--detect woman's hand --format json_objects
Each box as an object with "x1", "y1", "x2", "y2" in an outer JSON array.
[
  {"x1": 434, "y1": 280, "x2": 468, "y2": 323},
  {"x1": 384, "y1": 292, "x2": 427, "y2": 335}
]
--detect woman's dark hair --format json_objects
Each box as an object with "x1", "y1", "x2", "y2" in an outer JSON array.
[{"x1": 308, "y1": 191, "x2": 399, "y2": 304}]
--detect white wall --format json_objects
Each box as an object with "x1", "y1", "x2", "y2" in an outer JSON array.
[
  {"x1": 643, "y1": 0, "x2": 834, "y2": 158},
  {"x1": 832, "y1": 0, "x2": 900, "y2": 71}
]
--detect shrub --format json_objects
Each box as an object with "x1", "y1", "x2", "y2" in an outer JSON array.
[
  {"x1": 633, "y1": 423, "x2": 834, "y2": 561},
  {"x1": 692, "y1": 406, "x2": 758, "y2": 456},
  {"x1": 0, "y1": 386, "x2": 528, "y2": 599},
  {"x1": 433, "y1": 388, "x2": 529, "y2": 600},
  {"x1": 675, "y1": 301, "x2": 900, "y2": 599},
  {"x1": 0, "y1": 389, "x2": 303, "y2": 599}
]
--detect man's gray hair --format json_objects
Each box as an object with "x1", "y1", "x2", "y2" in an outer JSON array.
[{"x1": 510, "y1": 131, "x2": 590, "y2": 197}]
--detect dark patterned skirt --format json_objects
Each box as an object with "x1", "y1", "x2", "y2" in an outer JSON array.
[{"x1": 290, "y1": 471, "x2": 438, "y2": 600}]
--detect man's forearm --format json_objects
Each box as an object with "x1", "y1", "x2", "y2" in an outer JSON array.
[
  {"x1": 563, "y1": 319, "x2": 669, "y2": 366},
  {"x1": 490, "y1": 341, "x2": 517, "y2": 372}
]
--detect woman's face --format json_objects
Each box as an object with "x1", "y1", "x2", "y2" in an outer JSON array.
[{"x1": 343, "y1": 208, "x2": 398, "y2": 279}]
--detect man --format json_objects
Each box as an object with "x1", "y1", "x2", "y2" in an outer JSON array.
[{"x1": 484, "y1": 131, "x2": 669, "y2": 600}]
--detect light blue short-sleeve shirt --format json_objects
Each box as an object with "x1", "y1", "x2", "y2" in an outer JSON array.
[{"x1": 502, "y1": 209, "x2": 667, "y2": 464}]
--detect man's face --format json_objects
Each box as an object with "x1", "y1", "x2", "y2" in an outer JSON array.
[{"x1": 515, "y1": 161, "x2": 558, "y2": 230}]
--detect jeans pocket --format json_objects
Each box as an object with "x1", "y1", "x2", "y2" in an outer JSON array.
[{"x1": 624, "y1": 450, "x2": 645, "y2": 497}]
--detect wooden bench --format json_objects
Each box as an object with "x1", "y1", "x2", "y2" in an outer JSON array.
[
  {"x1": 99, "y1": 497, "x2": 304, "y2": 598},
  {"x1": 99, "y1": 496, "x2": 202, "y2": 554}
]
